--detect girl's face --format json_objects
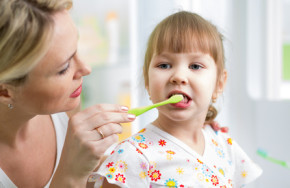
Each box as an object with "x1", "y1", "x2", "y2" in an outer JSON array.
[
  {"x1": 11, "y1": 10, "x2": 91, "y2": 115},
  {"x1": 147, "y1": 51, "x2": 226, "y2": 123}
]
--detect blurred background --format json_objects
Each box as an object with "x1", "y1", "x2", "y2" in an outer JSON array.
[{"x1": 71, "y1": 0, "x2": 290, "y2": 187}]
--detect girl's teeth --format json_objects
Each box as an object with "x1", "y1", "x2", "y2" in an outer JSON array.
[{"x1": 181, "y1": 95, "x2": 189, "y2": 103}]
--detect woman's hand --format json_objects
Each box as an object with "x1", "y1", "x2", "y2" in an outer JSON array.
[
  {"x1": 50, "y1": 104, "x2": 135, "y2": 187},
  {"x1": 206, "y1": 121, "x2": 229, "y2": 133}
]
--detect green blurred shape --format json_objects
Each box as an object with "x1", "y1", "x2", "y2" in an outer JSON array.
[{"x1": 283, "y1": 43, "x2": 290, "y2": 80}]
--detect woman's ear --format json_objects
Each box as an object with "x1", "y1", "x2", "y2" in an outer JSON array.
[{"x1": 0, "y1": 84, "x2": 14, "y2": 105}]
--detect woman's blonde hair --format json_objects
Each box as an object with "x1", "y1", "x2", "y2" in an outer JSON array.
[
  {"x1": 0, "y1": 0, "x2": 73, "y2": 85},
  {"x1": 143, "y1": 11, "x2": 225, "y2": 122}
]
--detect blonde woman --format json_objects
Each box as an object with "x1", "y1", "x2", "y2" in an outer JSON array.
[{"x1": 0, "y1": 0, "x2": 136, "y2": 187}]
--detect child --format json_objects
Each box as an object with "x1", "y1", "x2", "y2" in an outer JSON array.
[{"x1": 91, "y1": 11, "x2": 262, "y2": 187}]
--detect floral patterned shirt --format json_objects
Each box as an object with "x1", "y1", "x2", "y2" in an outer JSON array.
[{"x1": 90, "y1": 124, "x2": 262, "y2": 188}]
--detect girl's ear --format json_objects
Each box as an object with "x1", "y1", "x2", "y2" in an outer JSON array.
[
  {"x1": 213, "y1": 70, "x2": 228, "y2": 100},
  {"x1": 0, "y1": 84, "x2": 15, "y2": 106},
  {"x1": 145, "y1": 82, "x2": 150, "y2": 96},
  {"x1": 145, "y1": 84, "x2": 152, "y2": 101}
]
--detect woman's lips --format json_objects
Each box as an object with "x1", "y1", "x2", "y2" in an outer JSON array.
[{"x1": 70, "y1": 84, "x2": 82, "y2": 98}]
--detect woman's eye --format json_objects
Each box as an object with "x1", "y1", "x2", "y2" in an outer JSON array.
[
  {"x1": 157, "y1": 63, "x2": 171, "y2": 69},
  {"x1": 189, "y1": 64, "x2": 202, "y2": 70},
  {"x1": 58, "y1": 63, "x2": 70, "y2": 75}
]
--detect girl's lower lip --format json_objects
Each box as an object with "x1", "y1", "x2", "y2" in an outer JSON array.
[
  {"x1": 170, "y1": 100, "x2": 192, "y2": 108},
  {"x1": 70, "y1": 84, "x2": 82, "y2": 98}
]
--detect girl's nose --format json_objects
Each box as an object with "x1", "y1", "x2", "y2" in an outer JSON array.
[
  {"x1": 73, "y1": 53, "x2": 92, "y2": 79},
  {"x1": 170, "y1": 68, "x2": 188, "y2": 85}
]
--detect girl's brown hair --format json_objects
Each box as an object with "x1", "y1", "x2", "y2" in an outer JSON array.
[{"x1": 143, "y1": 11, "x2": 225, "y2": 122}]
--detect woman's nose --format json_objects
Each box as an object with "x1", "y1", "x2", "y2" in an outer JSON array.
[
  {"x1": 170, "y1": 68, "x2": 188, "y2": 85},
  {"x1": 73, "y1": 54, "x2": 92, "y2": 79}
]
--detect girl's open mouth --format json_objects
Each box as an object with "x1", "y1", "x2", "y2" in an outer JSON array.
[{"x1": 168, "y1": 92, "x2": 192, "y2": 108}]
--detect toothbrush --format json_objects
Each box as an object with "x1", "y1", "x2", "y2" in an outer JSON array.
[
  {"x1": 128, "y1": 94, "x2": 184, "y2": 116},
  {"x1": 257, "y1": 148, "x2": 290, "y2": 169}
]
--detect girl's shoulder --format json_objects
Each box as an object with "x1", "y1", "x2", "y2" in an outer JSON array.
[{"x1": 203, "y1": 125, "x2": 233, "y2": 148}]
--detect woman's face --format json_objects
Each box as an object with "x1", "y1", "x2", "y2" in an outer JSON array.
[{"x1": 12, "y1": 10, "x2": 91, "y2": 115}]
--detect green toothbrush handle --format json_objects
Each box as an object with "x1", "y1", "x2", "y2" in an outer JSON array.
[
  {"x1": 127, "y1": 107, "x2": 152, "y2": 116},
  {"x1": 128, "y1": 100, "x2": 170, "y2": 116},
  {"x1": 127, "y1": 95, "x2": 183, "y2": 117}
]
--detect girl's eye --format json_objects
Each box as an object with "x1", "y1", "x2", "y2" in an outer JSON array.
[
  {"x1": 58, "y1": 63, "x2": 70, "y2": 75},
  {"x1": 157, "y1": 63, "x2": 171, "y2": 69},
  {"x1": 189, "y1": 64, "x2": 203, "y2": 70}
]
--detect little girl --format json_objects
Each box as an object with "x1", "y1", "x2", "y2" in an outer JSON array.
[{"x1": 91, "y1": 11, "x2": 262, "y2": 187}]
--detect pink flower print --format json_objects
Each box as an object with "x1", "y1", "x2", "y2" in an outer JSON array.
[
  {"x1": 115, "y1": 173, "x2": 126, "y2": 183},
  {"x1": 158, "y1": 139, "x2": 167, "y2": 146},
  {"x1": 116, "y1": 160, "x2": 128, "y2": 173},
  {"x1": 106, "y1": 162, "x2": 114, "y2": 168},
  {"x1": 148, "y1": 161, "x2": 156, "y2": 173},
  {"x1": 110, "y1": 150, "x2": 115, "y2": 155},
  {"x1": 140, "y1": 162, "x2": 147, "y2": 170}
]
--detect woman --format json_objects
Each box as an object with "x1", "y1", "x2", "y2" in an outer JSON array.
[{"x1": 0, "y1": 0, "x2": 136, "y2": 187}]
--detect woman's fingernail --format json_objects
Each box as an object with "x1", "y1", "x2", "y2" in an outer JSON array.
[
  {"x1": 121, "y1": 106, "x2": 129, "y2": 112},
  {"x1": 221, "y1": 127, "x2": 229, "y2": 133},
  {"x1": 127, "y1": 114, "x2": 136, "y2": 120}
]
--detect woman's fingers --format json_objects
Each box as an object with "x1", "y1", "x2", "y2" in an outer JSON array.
[
  {"x1": 83, "y1": 123, "x2": 123, "y2": 141},
  {"x1": 74, "y1": 104, "x2": 129, "y2": 123},
  {"x1": 90, "y1": 134, "x2": 120, "y2": 156},
  {"x1": 206, "y1": 121, "x2": 229, "y2": 133},
  {"x1": 86, "y1": 112, "x2": 135, "y2": 130},
  {"x1": 69, "y1": 105, "x2": 135, "y2": 131}
]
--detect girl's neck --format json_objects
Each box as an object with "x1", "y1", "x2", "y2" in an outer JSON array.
[{"x1": 152, "y1": 116, "x2": 206, "y2": 155}]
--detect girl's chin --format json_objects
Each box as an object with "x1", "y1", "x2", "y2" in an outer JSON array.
[{"x1": 161, "y1": 111, "x2": 192, "y2": 121}]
